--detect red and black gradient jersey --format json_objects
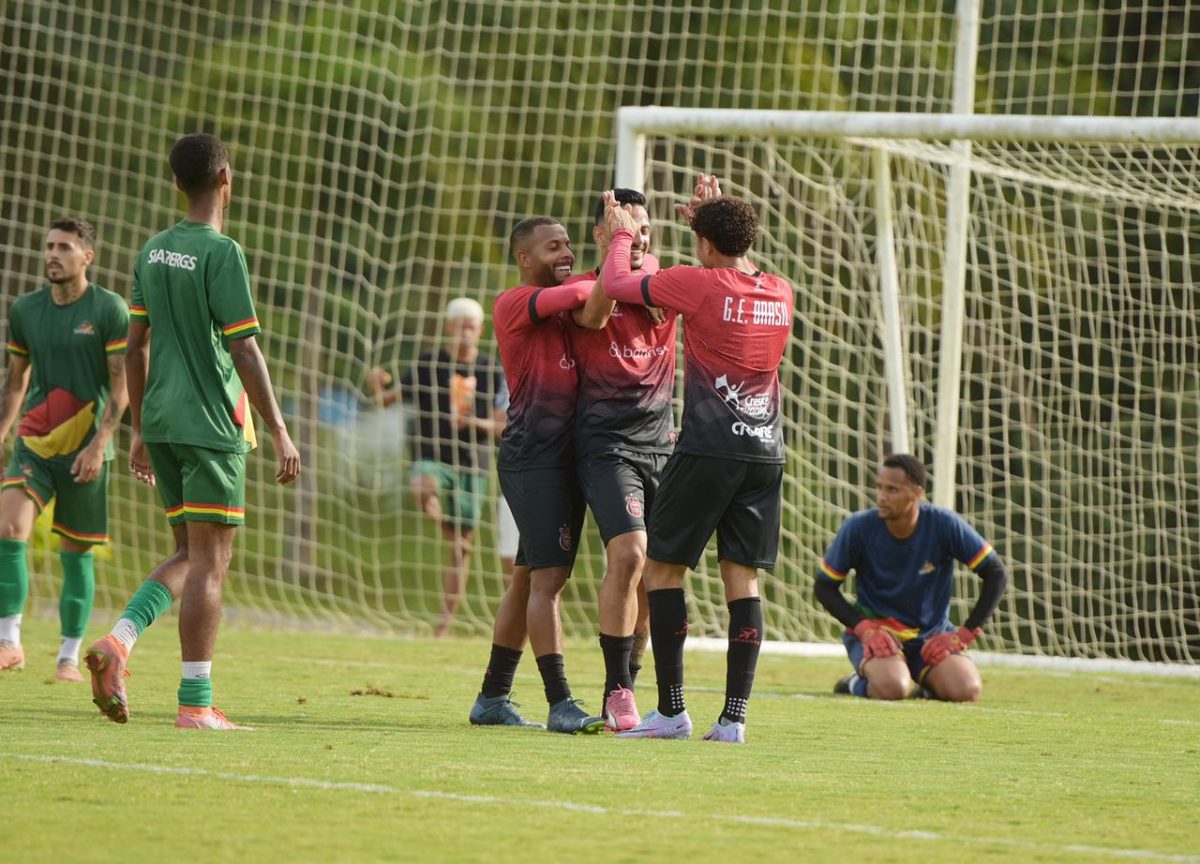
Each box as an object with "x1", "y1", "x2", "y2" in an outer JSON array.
[
  {"x1": 493, "y1": 275, "x2": 592, "y2": 468},
  {"x1": 603, "y1": 229, "x2": 793, "y2": 463},
  {"x1": 568, "y1": 254, "x2": 677, "y2": 456}
]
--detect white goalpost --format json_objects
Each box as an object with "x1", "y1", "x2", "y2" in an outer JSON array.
[{"x1": 616, "y1": 106, "x2": 1200, "y2": 672}]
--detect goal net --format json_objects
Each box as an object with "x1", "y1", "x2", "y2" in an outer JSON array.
[
  {"x1": 2, "y1": 1, "x2": 1197, "y2": 664},
  {"x1": 624, "y1": 114, "x2": 1200, "y2": 662}
]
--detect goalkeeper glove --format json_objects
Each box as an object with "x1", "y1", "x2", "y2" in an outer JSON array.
[
  {"x1": 920, "y1": 625, "x2": 982, "y2": 666},
  {"x1": 851, "y1": 619, "x2": 901, "y2": 660}
]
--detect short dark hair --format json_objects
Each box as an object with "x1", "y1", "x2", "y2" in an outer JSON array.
[
  {"x1": 169, "y1": 133, "x2": 229, "y2": 195},
  {"x1": 508, "y1": 216, "x2": 560, "y2": 258},
  {"x1": 594, "y1": 188, "x2": 646, "y2": 226},
  {"x1": 689, "y1": 197, "x2": 758, "y2": 257},
  {"x1": 883, "y1": 453, "x2": 927, "y2": 488},
  {"x1": 50, "y1": 217, "x2": 97, "y2": 250}
]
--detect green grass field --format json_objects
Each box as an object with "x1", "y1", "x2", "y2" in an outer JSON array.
[{"x1": 3, "y1": 615, "x2": 1198, "y2": 864}]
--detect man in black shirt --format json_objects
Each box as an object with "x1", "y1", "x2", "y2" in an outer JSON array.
[{"x1": 368, "y1": 297, "x2": 506, "y2": 637}]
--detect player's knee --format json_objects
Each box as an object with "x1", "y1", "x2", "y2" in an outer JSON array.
[
  {"x1": 604, "y1": 543, "x2": 645, "y2": 588},
  {"x1": 940, "y1": 677, "x2": 983, "y2": 703},
  {"x1": 868, "y1": 677, "x2": 911, "y2": 701}
]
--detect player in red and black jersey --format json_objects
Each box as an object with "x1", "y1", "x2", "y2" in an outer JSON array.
[
  {"x1": 565, "y1": 189, "x2": 674, "y2": 731},
  {"x1": 601, "y1": 176, "x2": 795, "y2": 743},
  {"x1": 468, "y1": 217, "x2": 604, "y2": 734}
]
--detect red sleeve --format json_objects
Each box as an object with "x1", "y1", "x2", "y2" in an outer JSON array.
[
  {"x1": 603, "y1": 233, "x2": 703, "y2": 314},
  {"x1": 495, "y1": 280, "x2": 592, "y2": 333},
  {"x1": 531, "y1": 278, "x2": 593, "y2": 323}
]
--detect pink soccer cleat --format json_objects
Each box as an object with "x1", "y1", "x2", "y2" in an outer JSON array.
[
  {"x1": 175, "y1": 706, "x2": 252, "y2": 731},
  {"x1": 85, "y1": 635, "x2": 130, "y2": 723},
  {"x1": 603, "y1": 686, "x2": 641, "y2": 732},
  {"x1": 0, "y1": 640, "x2": 25, "y2": 671}
]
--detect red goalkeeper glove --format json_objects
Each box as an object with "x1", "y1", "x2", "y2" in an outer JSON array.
[
  {"x1": 851, "y1": 619, "x2": 901, "y2": 660},
  {"x1": 920, "y1": 626, "x2": 982, "y2": 666}
]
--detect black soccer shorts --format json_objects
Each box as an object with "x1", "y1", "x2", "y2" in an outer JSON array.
[
  {"x1": 576, "y1": 448, "x2": 669, "y2": 546},
  {"x1": 498, "y1": 464, "x2": 586, "y2": 570},
  {"x1": 646, "y1": 452, "x2": 783, "y2": 570}
]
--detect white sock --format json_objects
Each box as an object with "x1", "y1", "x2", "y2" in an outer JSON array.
[
  {"x1": 182, "y1": 661, "x2": 212, "y2": 679},
  {"x1": 58, "y1": 636, "x2": 83, "y2": 665},
  {"x1": 0, "y1": 614, "x2": 22, "y2": 646},
  {"x1": 109, "y1": 618, "x2": 140, "y2": 653}
]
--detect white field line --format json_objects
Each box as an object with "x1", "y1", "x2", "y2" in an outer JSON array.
[{"x1": 10, "y1": 754, "x2": 1199, "y2": 864}]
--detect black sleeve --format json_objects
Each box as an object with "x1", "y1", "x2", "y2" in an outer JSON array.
[
  {"x1": 964, "y1": 554, "x2": 1009, "y2": 631},
  {"x1": 812, "y1": 578, "x2": 864, "y2": 630}
]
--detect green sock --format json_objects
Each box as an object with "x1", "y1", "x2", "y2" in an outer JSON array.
[
  {"x1": 0, "y1": 539, "x2": 29, "y2": 618},
  {"x1": 178, "y1": 678, "x2": 214, "y2": 707},
  {"x1": 59, "y1": 550, "x2": 95, "y2": 639},
  {"x1": 121, "y1": 579, "x2": 174, "y2": 636}
]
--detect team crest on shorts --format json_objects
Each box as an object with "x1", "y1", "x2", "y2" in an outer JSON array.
[
  {"x1": 625, "y1": 495, "x2": 643, "y2": 518},
  {"x1": 558, "y1": 524, "x2": 571, "y2": 551}
]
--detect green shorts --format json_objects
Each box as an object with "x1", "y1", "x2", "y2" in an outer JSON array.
[
  {"x1": 411, "y1": 460, "x2": 486, "y2": 530},
  {"x1": 3, "y1": 440, "x2": 110, "y2": 544},
  {"x1": 145, "y1": 441, "x2": 246, "y2": 526}
]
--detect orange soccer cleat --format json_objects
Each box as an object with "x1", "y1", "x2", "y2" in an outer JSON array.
[{"x1": 84, "y1": 635, "x2": 130, "y2": 723}]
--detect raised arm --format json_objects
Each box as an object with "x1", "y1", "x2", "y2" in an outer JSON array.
[
  {"x1": 531, "y1": 278, "x2": 594, "y2": 322},
  {"x1": 571, "y1": 275, "x2": 616, "y2": 330}
]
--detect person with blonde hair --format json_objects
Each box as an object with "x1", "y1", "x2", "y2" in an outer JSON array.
[{"x1": 368, "y1": 296, "x2": 508, "y2": 637}]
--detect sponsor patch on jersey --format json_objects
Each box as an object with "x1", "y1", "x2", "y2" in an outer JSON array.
[
  {"x1": 73, "y1": 321, "x2": 95, "y2": 335},
  {"x1": 625, "y1": 495, "x2": 643, "y2": 518},
  {"x1": 919, "y1": 561, "x2": 936, "y2": 575}
]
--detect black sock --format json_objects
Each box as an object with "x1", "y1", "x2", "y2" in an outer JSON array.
[
  {"x1": 722, "y1": 597, "x2": 763, "y2": 723},
  {"x1": 599, "y1": 633, "x2": 635, "y2": 704},
  {"x1": 480, "y1": 644, "x2": 523, "y2": 699},
  {"x1": 536, "y1": 653, "x2": 571, "y2": 706},
  {"x1": 648, "y1": 588, "x2": 688, "y2": 717},
  {"x1": 629, "y1": 631, "x2": 648, "y2": 685}
]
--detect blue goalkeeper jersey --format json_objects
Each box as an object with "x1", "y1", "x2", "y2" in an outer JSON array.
[{"x1": 818, "y1": 502, "x2": 994, "y2": 637}]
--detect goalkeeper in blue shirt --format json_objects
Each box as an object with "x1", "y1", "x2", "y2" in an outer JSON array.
[{"x1": 814, "y1": 453, "x2": 1008, "y2": 702}]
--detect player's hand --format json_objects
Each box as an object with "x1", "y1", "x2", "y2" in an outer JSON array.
[
  {"x1": 365, "y1": 367, "x2": 392, "y2": 394},
  {"x1": 852, "y1": 618, "x2": 901, "y2": 661},
  {"x1": 920, "y1": 626, "x2": 981, "y2": 666},
  {"x1": 646, "y1": 305, "x2": 667, "y2": 324},
  {"x1": 129, "y1": 432, "x2": 156, "y2": 488},
  {"x1": 674, "y1": 173, "x2": 722, "y2": 223},
  {"x1": 70, "y1": 441, "x2": 105, "y2": 484},
  {"x1": 602, "y1": 190, "x2": 640, "y2": 236},
  {"x1": 272, "y1": 428, "x2": 301, "y2": 485}
]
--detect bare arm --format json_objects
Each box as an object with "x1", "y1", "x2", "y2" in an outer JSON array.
[
  {"x1": 365, "y1": 367, "x2": 402, "y2": 407},
  {"x1": 71, "y1": 353, "x2": 128, "y2": 484},
  {"x1": 571, "y1": 275, "x2": 616, "y2": 330},
  {"x1": 125, "y1": 321, "x2": 155, "y2": 486},
  {"x1": 228, "y1": 335, "x2": 300, "y2": 484},
  {"x1": 0, "y1": 355, "x2": 31, "y2": 449}
]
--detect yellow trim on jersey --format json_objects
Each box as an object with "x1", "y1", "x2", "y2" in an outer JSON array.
[
  {"x1": 222, "y1": 317, "x2": 260, "y2": 338},
  {"x1": 105, "y1": 339, "x2": 128, "y2": 353},
  {"x1": 966, "y1": 544, "x2": 993, "y2": 570},
  {"x1": 819, "y1": 560, "x2": 847, "y2": 582},
  {"x1": 130, "y1": 305, "x2": 149, "y2": 319},
  {"x1": 6, "y1": 342, "x2": 28, "y2": 356}
]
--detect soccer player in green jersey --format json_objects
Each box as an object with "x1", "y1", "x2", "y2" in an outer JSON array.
[
  {"x1": 85, "y1": 132, "x2": 301, "y2": 730},
  {"x1": 0, "y1": 218, "x2": 129, "y2": 681}
]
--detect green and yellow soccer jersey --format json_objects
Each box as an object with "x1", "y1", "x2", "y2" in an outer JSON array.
[
  {"x1": 5, "y1": 283, "x2": 129, "y2": 461},
  {"x1": 130, "y1": 220, "x2": 261, "y2": 453}
]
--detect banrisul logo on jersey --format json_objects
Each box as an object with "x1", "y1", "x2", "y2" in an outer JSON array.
[{"x1": 714, "y1": 373, "x2": 775, "y2": 440}]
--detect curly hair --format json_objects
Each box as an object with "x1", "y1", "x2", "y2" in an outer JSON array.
[
  {"x1": 50, "y1": 217, "x2": 97, "y2": 250},
  {"x1": 169, "y1": 133, "x2": 230, "y2": 195},
  {"x1": 689, "y1": 197, "x2": 758, "y2": 257}
]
